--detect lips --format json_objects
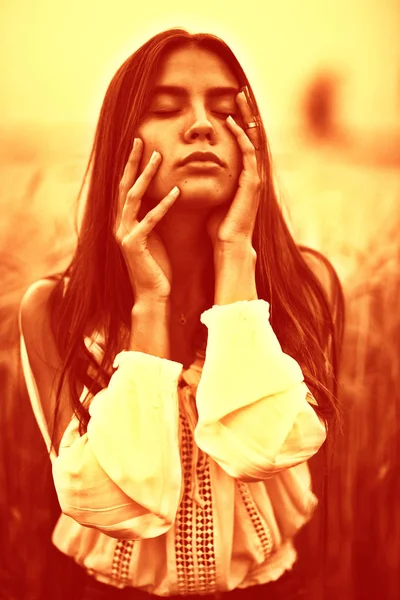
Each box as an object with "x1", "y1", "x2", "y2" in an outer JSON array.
[{"x1": 179, "y1": 151, "x2": 223, "y2": 167}]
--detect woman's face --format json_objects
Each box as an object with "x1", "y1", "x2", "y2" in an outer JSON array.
[{"x1": 135, "y1": 45, "x2": 244, "y2": 211}]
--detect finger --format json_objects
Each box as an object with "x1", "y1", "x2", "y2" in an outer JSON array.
[
  {"x1": 130, "y1": 186, "x2": 181, "y2": 239},
  {"x1": 118, "y1": 150, "x2": 162, "y2": 233},
  {"x1": 226, "y1": 115, "x2": 258, "y2": 181},
  {"x1": 236, "y1": 91, "x2": 261, "y2": 152},
  {"x1": 225, "y1": 115, "x2": 260, "y2": 230},
  {"x1": 115, "y1": 138, "x2": 143, "y2": 233}
]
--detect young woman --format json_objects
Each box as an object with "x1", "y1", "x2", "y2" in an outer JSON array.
[{"x1": 19, "y1": 28, "x2": 344, "y2": 600}]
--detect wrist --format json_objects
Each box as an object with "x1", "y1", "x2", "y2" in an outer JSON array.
[
  {"x1": 214, "y1": 246, "x2": 258, "y2": 305},
  {"x1": 214, "y1": 239, "x2": 255, "y2": 258},
  {"x1": 129, "y1": 300, "x2": 170, "y2": 358},
  {"x1": 132, "y1": 297, "x2": 170, "y2": 315}
]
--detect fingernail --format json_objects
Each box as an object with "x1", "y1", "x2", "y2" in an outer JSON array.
[
  {"x1": 133, "y1": 138, "x2": 138, "y2": 150},
  {"x1": 170, "y1": 186, "x2": 180, "y2": 197},
  {"x1": 226, "y1": 115, "x2": 235, "y2": 125},
  {"x1": 150, "y1": 150, "x2": 160, "y2": 162}
]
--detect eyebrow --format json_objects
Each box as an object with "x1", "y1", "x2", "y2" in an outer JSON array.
[{"x1": 151, "y1": 85, "x2": 239, "y2": 98}]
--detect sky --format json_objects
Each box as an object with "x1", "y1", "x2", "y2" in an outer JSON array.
[{"x1": 1, "y1": 0, "x2": 399, "y2": 133}]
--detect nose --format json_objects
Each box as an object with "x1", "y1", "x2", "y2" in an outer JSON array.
[{"x1": 183, "y1": 105, "x2": 215, "y2": 144}]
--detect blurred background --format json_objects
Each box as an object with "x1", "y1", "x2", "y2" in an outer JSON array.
[{"x1": 1, "y1": 1, "x2": 399, "y2": 598}]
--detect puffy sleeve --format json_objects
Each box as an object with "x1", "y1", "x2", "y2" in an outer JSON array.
[
  {"x1": 194, "y1": 300, "x2": 327, "y2": 481},
  {"x1": 20, "y1": 326, "x2": 184, "y2": 540}
]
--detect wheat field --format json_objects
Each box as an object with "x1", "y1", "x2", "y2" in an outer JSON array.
[{"x1": 0, "y1": 123, "x2": 399, "y2": 599}]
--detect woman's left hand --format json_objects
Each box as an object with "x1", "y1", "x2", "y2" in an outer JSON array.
[
  {"x1": 207, "y1": 90, "x2": 261, "y2": 304},
  {"x1": 206, "y1": 90, "x2": 261, "y2": 251}
]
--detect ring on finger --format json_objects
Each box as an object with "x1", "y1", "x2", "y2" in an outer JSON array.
[{"x1": 245, "y1": 121, "x2": 258, "y2": 130}]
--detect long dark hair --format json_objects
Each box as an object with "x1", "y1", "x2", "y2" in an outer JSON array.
[{"x1": 49, "y1": 28, "x2": 344, "y2": 446}]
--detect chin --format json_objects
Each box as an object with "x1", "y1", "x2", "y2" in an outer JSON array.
[
  {"x1": 145, "y1": 175, "x2": 236, "y2": 209},
  {"x1": 177, "y1": 179, "x2": 235, "y2": 206},
  {"x1": 178, "y1": 191, "x2": 231, "y2": 209}
]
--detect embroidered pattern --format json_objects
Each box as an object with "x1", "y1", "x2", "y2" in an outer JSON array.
[
  {"x1": 111, "y1": 539, "x2": 134, "y2": 584},
  {"x1": 237, "y1": 480, "x2": 274, "y2": 559},
  {"x1": 194, "y1": 452, "x2": 217, "y2": 594},
  {"x1": 175, "y1": 411, "x2": 217, "y2": 595}
]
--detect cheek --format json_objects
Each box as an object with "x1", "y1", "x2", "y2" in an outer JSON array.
[
  {"x1": 135, "y1": 126, "x2": 159, "y2": 174},
  {"x1": 228, "y1": 143, "x2": 243, "y2": 181},
  {"x1": 137, "y1": 147, "x2": 154, "y2": 176}
]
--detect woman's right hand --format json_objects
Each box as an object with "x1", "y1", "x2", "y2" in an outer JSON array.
[{"x1": 115, "y1": 138, "x2": 180, "y2": 304}]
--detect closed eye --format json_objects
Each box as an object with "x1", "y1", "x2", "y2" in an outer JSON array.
[
  {"x1": 152, "y1": 110, "x2": 181, "y2": 117},
  {"x1": 151, "y1": 109, "x2": 238, "y2": 120}
]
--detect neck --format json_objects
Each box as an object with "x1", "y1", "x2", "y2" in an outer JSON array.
[{"x1": 154, "y1": 202, "x2": 214, "y2": 314}]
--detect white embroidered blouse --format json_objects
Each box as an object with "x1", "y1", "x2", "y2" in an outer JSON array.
[{"x1": 20, "y1": 293, "x2": 326, "y2": 596}]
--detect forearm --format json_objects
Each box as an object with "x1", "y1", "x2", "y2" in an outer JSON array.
[
  {"x1": 214, "y1": 244, "x2": 258, "y2": 305},
  {"x1": 129, "y1": 299, "x2": 171, "y2": 359},
  {"x1": 54, "y1": 347, "x2": 183, "y2": 539},
  {"x1": 196, "y1": 299, "x2": 326, "y2": 479}
]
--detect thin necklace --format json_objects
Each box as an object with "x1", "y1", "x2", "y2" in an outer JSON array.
[
  {"x1": 172, "y1": 296, "x2": 208, "y2": 326},
  {"x1": 170, "y1": 306, "x2": 188, "y2": 325},
  {"x1": 178, "y1": 312, "x2": 187, "y2": 325},
  {"x1": 174, "y1": 306, "x2": 203, "y2": 326}
]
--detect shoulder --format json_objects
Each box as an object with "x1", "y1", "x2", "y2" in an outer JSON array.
[
  {"x1": 20, "y1": 277, "x2": 64, "y2": 359},
  {"x1": 20, "y1": 277, "x2": 57, "y2": 313},
  {"x1": 300, "y1": 246, "x2": 341, "y2": 307},
  {"x1": 20, "y1": 278, "x2": 56, "y2": 331},
  {"x1": 300, "y1": 247, "x2": 345, "y2": 347}
]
